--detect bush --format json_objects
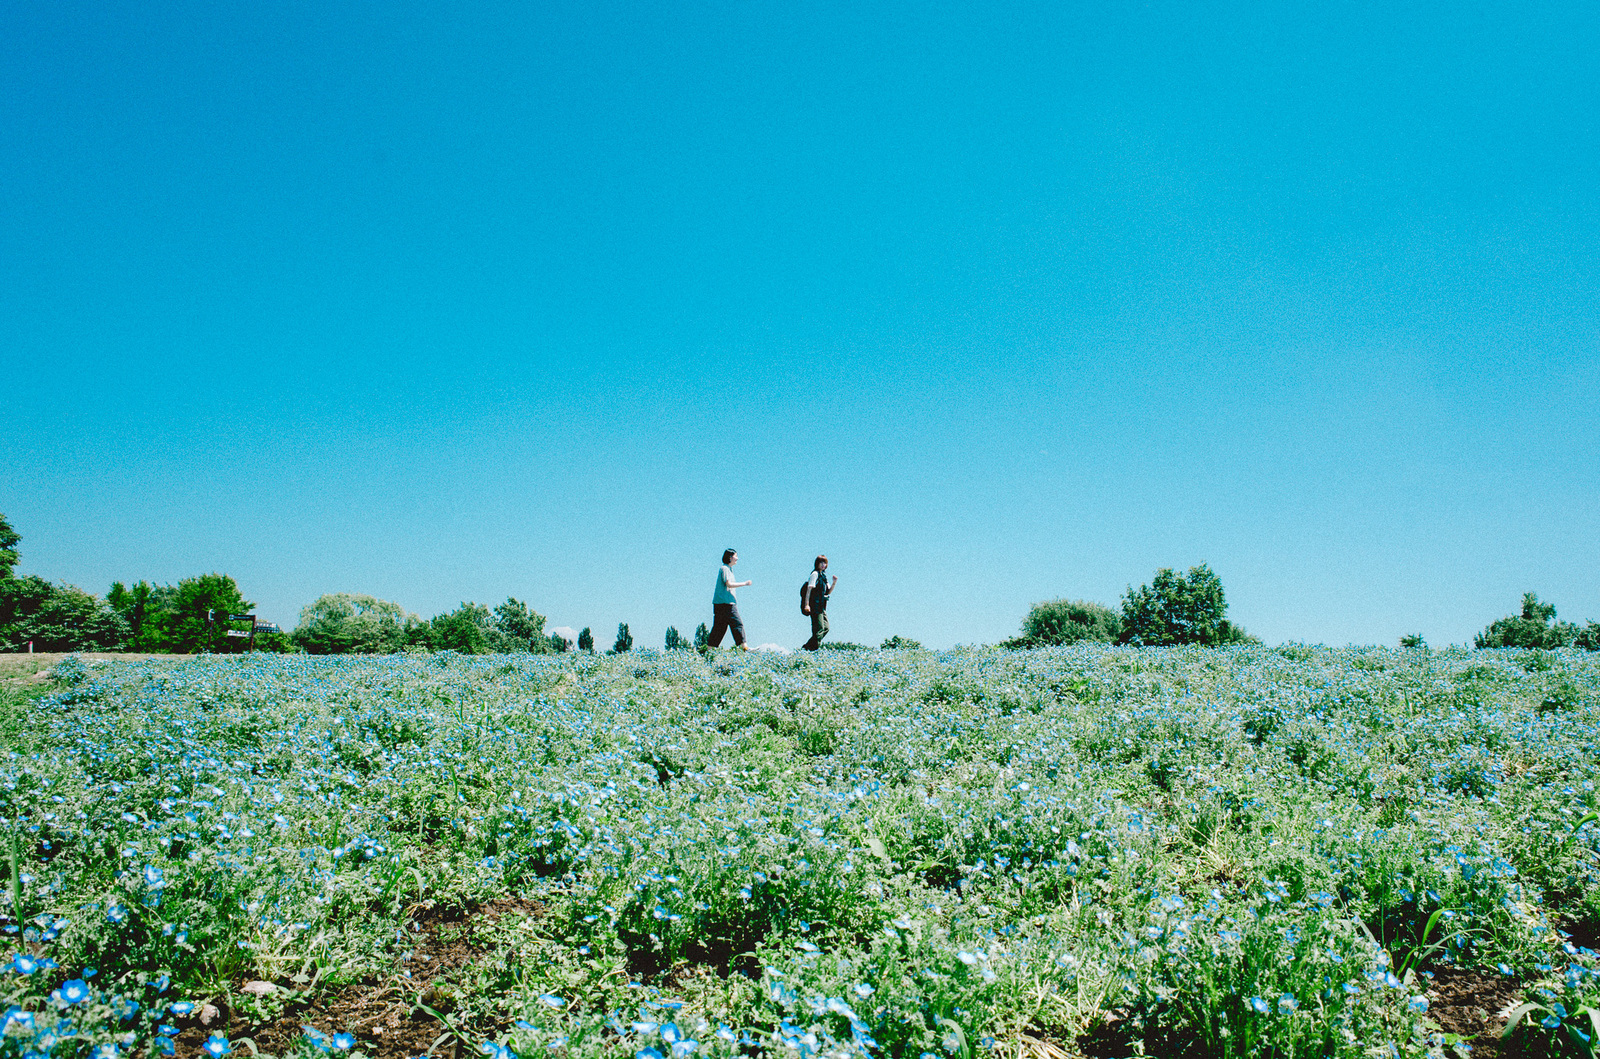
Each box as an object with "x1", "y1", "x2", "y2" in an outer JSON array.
[
  {"x1": 665, "y1": 626, "x2": 691, "y2": 650},
  {"x1": 880, "y1": 635, "x2": 923, "y2": 650},
  {"x1": 1119, "y1": 563, "x2": 1255, "y2": 646},
  {"x1": 1476, "y1": 593, "x2": 1600, "y2": 651},
  {"x1": 1006, "y1": 599, "x2": 1121, "y2": 648},
  {"x1": 1399, "y1": 634, "x2": 1426, "y2": 649}
]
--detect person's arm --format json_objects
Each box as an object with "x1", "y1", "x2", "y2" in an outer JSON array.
[
  {"x1": 825, "y1": 575, "x2": 838, "y2": 596},
  {"x1": 726, "y1": 567, "x2": 752, "y2": 589}
]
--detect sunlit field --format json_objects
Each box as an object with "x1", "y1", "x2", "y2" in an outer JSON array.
[{"x1": 3, "y1": 646, "x2": 1598, "y2": 1059}]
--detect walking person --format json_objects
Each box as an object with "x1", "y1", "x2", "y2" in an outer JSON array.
[
  {"x1": 708, "y1": 548, "x2": 751, "y2": 649},
  {"x1": 801, "y1": 555, "x2": 837, "y2": 651}
]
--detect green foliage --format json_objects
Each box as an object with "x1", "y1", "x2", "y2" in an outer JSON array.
[
  {"x1": 693, "y1": 622, "x2": 709, "y2": 649},
  {"x1": 610, "y1": 622, "x2": 632, "y2": 654},
  {"x1": 578, "y1": 626, "x2": 594, "y2": 652},
  {"x1": 1120, "y1": 563, "x2": 1255, "y2": 646},
  {"x1": 0, "y1": 575, "x2": 129, "y2": 651},
  {"x1": 548, "y1": 631, "x2": 572, "y2": 652},
  {"x1": 162, "y1": 573, "x2": 252, "y2": 653},
  {"x1": 1477, "y1": 593, "x2": 1600, "y2": 651},
  {"x1": 818, "y1": 640, "x2": 867, "y2": 651},
  {"x1": 1400, "y1": 633, "x2": 1427, "y2": 649},
  {"x1": 0, "y1": 512, "x2": 19, "y2": 580},
  {"x1": 431, "y1": 602, "x2": 496, "y2": 653},
  {"x1": 880, "y1": 635, "x2": 923, "y2": 650},
  {"x1": 1006, "y1": 598, "x2": 1121, "y2": 648},
  {"x1": 664, "y1": 626, "x2": 691, "y2": 650},
  {"x1": 493, "y1": 597, "x2": 551, "y2": 651},
  {"x1": 293, "y1": 593, "x2": 426, "y2": 654}
]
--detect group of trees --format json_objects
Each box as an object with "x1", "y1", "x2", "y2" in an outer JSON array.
[
  {"x1": 6, "y1": 512, "x2": 1597, "y2": 656},
  {"x1": 0, "y1": 514, "x2": 273, "y2": 653},
  {"x1": 1008, "y1": 563, "x2": 1258, "y2": 649}
]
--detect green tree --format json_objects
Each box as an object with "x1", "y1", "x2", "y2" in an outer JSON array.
[
  {"x1": 1475, "y1": 593, "x2": 1598, "y2": 651},
  {"x1": 548, "y1": 631, "x2": 571, "y2": 652},
  {"x1": 493, "y1": 597, "x2": 552, "y2": 652},
  {"x1": 665, "y1": 626, "x2": 690, "y2": 650},
  {"x1": 880, "y1": 635, "x2": 923, "y2": 650},
  {"x1": 1006, "y1": 599, "x2": 1121, "y2": 648},
  {"x1": 578, "y1": 626, "x2": 594, "y2": 652},
  {"x1": 0, "y1": 576, "x2": 129, "y2": 651},
  {"x1": 610, "y1": 623, "x2": 633, "y2": 654},
  {"x1": 1399, "y1": 633, "x2": 1427, "y2": 649},
  {"x1": 0, "y1": 513, "x2": 19, "y2": 581},
  {"x1": 693, "y1": 623, "x2": 709, "y2": 649},
  {"x1": 1119, "y1": 563, "x2": 1254, "y2": 646},
  {"x1": 293, "y1": 593, "x2": 422, "y2": 654},
  {"x1": 430, "y1": 603, "x2": 496, "y2": 654},
  {"x1": 164, "y1": 574, "x2": 252, "y2": 653}
]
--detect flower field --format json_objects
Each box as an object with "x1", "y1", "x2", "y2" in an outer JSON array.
[{"x1": 3, "y1": 645, "x2": 1599, "y2": 1059}]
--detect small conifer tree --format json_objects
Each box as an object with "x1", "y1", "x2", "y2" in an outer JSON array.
[
  {"x1": 577, "y1": 627, "x2": 594, "y2": 652},
  {"x1": 611, "y1": 623, "x2": 632, "y2": 654}
]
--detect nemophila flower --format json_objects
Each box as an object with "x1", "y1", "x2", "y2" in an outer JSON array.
[
  {"x1": 90, "y1": 1044, "x2": 119, "y2": 1059},
  {"x1": 301, "y1": 1027, "x2": 331, "y2": 1051},
  {"x1": 1247, "y1": 996, "x2": 1270, "y2": 1014},
  {"x1": 159, "y1": 1025, "x2": 180, "y2": 1037},
  {"x1": 1277, "y1": 995, "x2": 1298, "y2": 1014},
  {"x1": 54, "y1": 980, "x2": 91, "y2": 1005},
  {"x1": 538, "y1": 994, "x2": 564, "y2": 1008},
  {"x1": 10, "y1": 954, "x2": 40, "y2": 974},
  {"x1": 480, "y1": 1041, "x2": 513, "y2": 1059},
  {"x1": 331, "y1": 1032, "x2": 355, "y2": 1050},
  {"x1": 106, "y1": 903, "x2": 128, "y2": 924},
  {"x1": 546, "y1": 1036, "x2": 568, "y2": 1050},
  {"x1": 3, "y1": 1007, "x2": 35, "y2": 1033},
  {"x1": 203, "y1": 1034, "x2": 232, "y2": 1056},
  {"x1": 636, "y1": 1049, "x2": 665, "y2": 1059},
  {"x1": 169, "y1": 1002, "x2": 195, "y2": 1017}
]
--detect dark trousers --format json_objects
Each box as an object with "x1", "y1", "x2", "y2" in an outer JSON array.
[
  {"x1": 802, "y1": 608, "x2": 829, "y2": 651},
  {"x1": 709, "y1": 603, "x2": 745, "y2": 646}
]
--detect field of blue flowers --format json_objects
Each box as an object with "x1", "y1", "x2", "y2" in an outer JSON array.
[{"x1": 3, "y1": 645, "x2": 1599, "y2": 1059}]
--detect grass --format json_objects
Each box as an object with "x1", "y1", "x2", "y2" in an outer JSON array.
[{"x1": 0, "y1": 645, "x2": 1597, "y2": 1059}]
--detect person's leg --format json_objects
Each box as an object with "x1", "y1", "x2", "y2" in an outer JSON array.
[
  {"x1": 815, "y1": 609, "x2": 829, "y2": 647},
  {"x1": 709, "y1": 604, "x2": 730, "y2": 647},
  {"x1": 729, "y1": 605, "x2": 746, "y2": 647}
]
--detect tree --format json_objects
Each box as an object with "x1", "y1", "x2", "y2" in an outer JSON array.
[
  {"x1": 1399, "y1": 633, "x2": 1427, "y2": 649},
  {"x1": 1006, "y1": 599, "x2": 1121, "y2": 648},
  {"x1": 0, "y1": 576, "x2": 128, "y2": 652},
  {"x1": 430, "y1": 603, "x2": 496, "y2": 654},
  {"x1": 1119, "y1": 564, "x2": 1253, "y2": 646},
  {"x1": 294, "y1": 593, "x2": 422, "y2": 654},
  {"x1": 577, "y1": 627, "x2": 594, "y2": 652},
  {"x1": 548, "y1": 632, "x2": 572, "y2": 652},
  {"x1": 162, "y1": 574, "x2": 252, "y2": 653},
  {"x1": 693, "y1": 623, "x2": 709, "y2": 649},
  {"x1": 665, "y1": 626, "x2": 689, "y2": 650},
  {"x1": 880, "y1": 635, "x2": 923, "y2": 650},
  {"x1": 0, "y1": 513, "x2": 19, "y2": 581},
  {"x1": 1475, "y1": 593, "x2": 1599, "y2": 651},
  {"x1": 611, "y1": 623, "x2": 633, "y2": 654},
  {"x1": 493, "y1": 598, "x2": 552, "y2": 652}
]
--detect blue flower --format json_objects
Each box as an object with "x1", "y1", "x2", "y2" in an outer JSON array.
[
  {"x1": 1408, "y1": 996, "x2": 1429, "y2": 1013},
  {"x1": 480, "y1": 1042, "x2": 513, "y2": 1059},
  {"x1": 55, "y1": 980, "x2": 91, "y2": 1005},
  {"x1": 203, "y1": 1034, "x2": 232, "y2": 1057},
  {"x1": 10, "y1": 954, "x2": 39, "y2": 975},
  {"x1": 169, "y1": 1002, "x2": 196, "y2": 1016},
  {"x1": 636, "y1": 1049, "x2": 665, "y2": 1059},
  {"x1": 144, "y1": 865, "x2": 165, "y2": 888},
  {"x1": 538, "y1": 994, "x2": 564, "y2": 1008},
  {"x1": 332, "y1": 1033, "x2": 356, "y2": 1050},
  {"x1": 1247, "y1": 996, "x2": 1270, "y2": 1014},
  {"x1": 1277, "y1": 994, "x2": 1298, "y2": 1014}
]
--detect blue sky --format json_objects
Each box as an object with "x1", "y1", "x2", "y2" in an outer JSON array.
[{"x1": 3, "y1": 0, "x2": 1596, "y2": 649}]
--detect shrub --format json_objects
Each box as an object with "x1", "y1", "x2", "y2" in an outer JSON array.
[
  {"x1": 0, "y1": 576, "x2": 129, "y2": 652},
  {"x1": 880, "y1": 635, "x2": 923, "y2": 650},
  {"x1": 1006, "y1": 599, "x2": 1121, "y2": 648},
  {"x1": 665, "y1": 626, "x2": 691, "y2": 650},
  {"x1": 1120, "y1": 563, "x2": 1255, "y2": 646},
  {"x1": 1399, "y1": 634, "x2": 1426, "y2": 649}
]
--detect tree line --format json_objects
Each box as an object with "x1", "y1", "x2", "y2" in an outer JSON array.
[{"x1": 1, "y1": 514, "x2": 1593, "y2": 654}]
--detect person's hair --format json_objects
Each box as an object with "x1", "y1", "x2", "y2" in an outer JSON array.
[
  {"x1": 815, "y1": 555, "x2": 827, "y2": 569},
  {"x1": 723, "y1": 549, "x2": 737, "y2": 564}
]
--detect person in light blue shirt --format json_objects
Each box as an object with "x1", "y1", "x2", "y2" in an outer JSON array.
[{"x1": 708, "y1": 548, "x2": 751, "y2": 648}]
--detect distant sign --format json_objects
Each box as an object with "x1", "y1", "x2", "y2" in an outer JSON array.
[
  {"x1": 256, "y1": 623, "x2": 281, "y2": 634},
  {"x1": 229, "y1": 613, "x2": 255, "y2": 622},
  {"x1": 225, "y1": 630, "x2": 250, "y2": 638}
]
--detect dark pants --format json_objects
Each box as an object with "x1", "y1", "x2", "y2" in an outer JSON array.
[
  {"x1": 709, "y1": 603, "x2": 745, "y2": 647},
  {"x1": 802, "y1": 608, "x2": 828, "y2": 650}
]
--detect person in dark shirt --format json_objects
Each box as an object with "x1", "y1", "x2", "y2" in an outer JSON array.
[{"x1": 801, "y1": 555, "x2": 837, "y2": 651}]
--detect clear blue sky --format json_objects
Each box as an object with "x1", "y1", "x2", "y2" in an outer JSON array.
[{"x1": 4, "y1": 0, "x2": 1596, "y2": 649}]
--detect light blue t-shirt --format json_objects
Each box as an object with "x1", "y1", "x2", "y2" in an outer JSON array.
[{"x1": 713, "y1": 564, "x2": 737, "y2": 605}]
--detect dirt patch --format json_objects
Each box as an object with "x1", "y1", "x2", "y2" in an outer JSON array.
[
  {"x1": 174, "y1": 897, "x2": 544, "y2": 1059},
  {"x1": 1425, "y1": 966, "x2": 1526, "y2": 1057}
]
